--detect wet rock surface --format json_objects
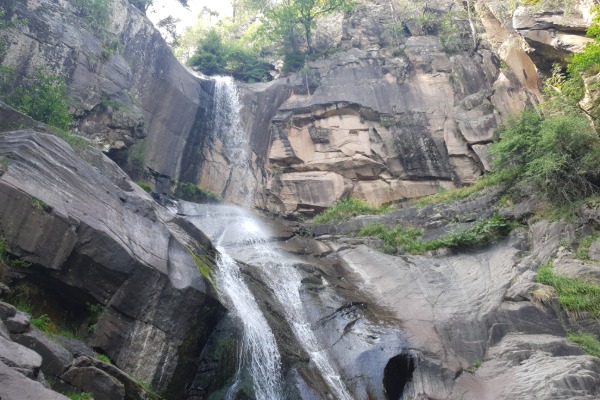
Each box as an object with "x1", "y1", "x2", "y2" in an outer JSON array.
[{"x1": 0, "y1": 118, "x2": 224, "y2": 395}]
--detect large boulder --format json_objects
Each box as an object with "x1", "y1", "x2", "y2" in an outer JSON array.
[
  {"x1": 0, "y1": 361, "x2": 69, "y2": 400},
  {"x1": 0, "y1": 122, "x2": 224, "y2": 394},
  {"x1": 12, "y1": 328, "x2": 73, "y2": 377}
]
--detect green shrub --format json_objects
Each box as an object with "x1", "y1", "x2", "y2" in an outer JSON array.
[
  {"x1": 71, "y1": 0, "x2": 112, "y2": 29},
  {"x1": 489, "y1": 109, "x2": 600, "y2": 205},
  {"x1": 359, "y1": 214, "x2": 517, "y2": 255},
  {"x1": 2, "y1": 69, "x2": 72, "y2": 131},
  {"x1": 174, "y1": 182, "x2": 221, "y2": 203},
  {"x1": 135, "y1": 181, "x2": 152, "y2": 193},
  {"x1": 312, "y1": 197, "x2": 393, "y2": 224},
  {"x1": 31, "y1": 314, "x2": 51, "y2": 332},
  {"x1": 187, "y1": 28, "x2": 272, "y2": 82},
  {"x1": 568, "y1": 331, "x2": 600, "y2": 357},
  {"x1": 537, "y1": 263, "x2": 600, "y2": 317},
  {"x1": 188, "y1": 28, "x2": 226, "y2": 76}
]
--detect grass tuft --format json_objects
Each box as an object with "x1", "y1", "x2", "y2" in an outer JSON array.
[
  {"x1": 568, "y1": 331, "x2": 600, "y2": 358},
  {"x1": 537, "y1": 263, "x2": 600, "y2": 317},
  {"x1": 359, "y1": 214, "x2": 518, "y2": 255},
  {"x1": 576, "y1": 233, "x2": 600, "y2": 260},
  {"x1": 312, "y1": 197, "x2": 393, "y2": 224},
  {"x1": 135, "y1": 181, "x2": 152, "y2": 193},
  {"x1": 413, "y1": 169, "x2": 518, "y2": 207}
]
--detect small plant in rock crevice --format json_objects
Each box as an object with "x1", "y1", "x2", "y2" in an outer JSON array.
[
  {"x1": 575, "y1": 233, "x2": 600, "y2": 261},
  {"x1": 568, "y1": 331, "x2": 600, "y2": 357},
  {"x1": 359, "y1": 214, "x2": 519, "y2": 255},
  {"x1": 537, "y1": 262, "x2": 600, "y2": 318},
  {"x1": 65, "y1": 392, "x2": 94, "y2": 400},
  {"x1": 312, "y1": 197, "x2": 393, "y2": 224}
]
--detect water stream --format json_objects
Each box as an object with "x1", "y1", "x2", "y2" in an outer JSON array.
[
  {"x1": 211, "y1": 76, "x2": 255, "y2": 207},
  {"x1": 180, "y1": 203, "x2": 353, "y2": 399}
]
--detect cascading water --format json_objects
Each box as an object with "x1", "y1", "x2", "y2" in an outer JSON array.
[
  {"x1": 179, "y1": 203, "x2": 354, "y2": 399},
  {"x1": 211, "y1": 77, "x2": 256, "y2": 207},
  {"x1": 250, "y1": 243, "x2": 354, "y2": 400},
  {"x1": 213, "y1": 76, "x2": 247, "y2": 164},
  {"x1": 184, "y1": 203, "x2": 283, "y2": 399},
  {"x1": 214, "y1": 250, "x2": 283, "y2": 400}
]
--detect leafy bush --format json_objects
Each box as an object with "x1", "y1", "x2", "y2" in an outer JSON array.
[
  {"x1": 312, "y1": 197, "x2": 393, "y2": 224},
  {"x1": 188, "y1": 28, "x2": 226, "y2": 76},
  {"x1": 31, "y1": 314, "x2": 51, "y2": 331},
  {"x1": 1, "y1": 69, "x2": 72, "y2": 131},
  {"x1": 174, "y1": 182, "x2": 221, "y2": 203},
  {"x1": 568, "y1": 331, "x2": 600, "y2": 357},
  {"x1": 489, "y1": 109, "x2": 600, "y2": 205},
  {"x1": 187, "y1": 28, "x2": 272, "y2": 82},
  {"x1": 359, "y1": 214, "x2": 517, "y2": 255},
  {"x1": 537, "y1": 263, "x2": 600, "y2": 317},
  {"x1": 569, "y1": 8, "x2": 600, "y2": 76},
  {"x1": 71, "y1": 0, "x2": 112, "y2": 29}
]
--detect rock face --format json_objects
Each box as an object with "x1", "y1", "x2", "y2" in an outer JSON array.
[
  {"x1": 252, "y1": 0, "x2": 534, "y2": 215},
  {"x1": 305, "y1": 193, "x2": 600, "y2": 399},
  {"x1": 0, "y1": 0, "x2": 216, "y2": 195},
  {"x1": 512, "y1": 2, "x2": 595, "y2": 71},
  {"x1": 0, "y1": 105, "x2": 223, "y2": 395}
]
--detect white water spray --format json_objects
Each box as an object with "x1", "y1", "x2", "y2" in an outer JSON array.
[
  {"x1": 251, "y1": 243, "x2": 354, "y2": 400},
  {"x1": 181, "y1": 203, "x2": 353, "y2": 400},
  {"x1": 215, "y1": 250, "x2": 283, "y2": 400},
  {"x1": 181, "y1": 204, "x2": 283, "y2": 400},
  {"x1": 213, "y1": 76, "x2": 247, "y2": 163},
  {"x1": 211, "y1": 76, "x2": 256, "y2": 206}
]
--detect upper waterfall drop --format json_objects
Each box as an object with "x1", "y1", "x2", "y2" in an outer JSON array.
[
  {"x1": 213, "y1": 76, "x2": 247, "y2": 164},
  {"x1": 210, "y1": 76, "x2": 256, "y2": 207}
]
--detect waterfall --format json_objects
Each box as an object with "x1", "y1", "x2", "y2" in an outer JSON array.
[
  {"x1": 182, "y1": 203, "x2": 283, "y2": 399},
  {"x1": 213, "y1": 76, "x2": 247, "y2": 164},
  {"x1": 180, "y1": 203, "x2": 353, "y2": 399},
  {"x1": 252, "y1": 243, "x2": 354, "y2": 400},
  {"x1": 211, "y1": 77, "x2": 256, "y2": 207},
  {"x1": 215, "y1": 250, "x2": 283, "y2": 400}
]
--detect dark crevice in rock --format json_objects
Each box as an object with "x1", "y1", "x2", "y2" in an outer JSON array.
[{"x1": 383, "y1": 351, "x2": 416, "y2": 400}]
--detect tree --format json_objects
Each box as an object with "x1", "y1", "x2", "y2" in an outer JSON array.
[
  {"x1": 187, "y1": 28, "x2": 226, "y2": 76},
  {"x1": 249, "y1": 0, "x2": 353, "y2": 54},
  {"x1": 157, "y1": 15, "x2": 181, "y2": 46}
]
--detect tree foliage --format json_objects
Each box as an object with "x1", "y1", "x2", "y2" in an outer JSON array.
[
  {"x1": 187, "y1": 28, "x2": 272, "y2": 82},
  {"x1": 489, "y1": 109, "x2": 600, "y2": 205},
  {"x1": 1, "y1": 68, "x2": 72, "y2": 131},
  {"x1": 71, "y1": 0, "x2": 112, "y2": 29},
  {"x1": 236, "y1": 0, "x2": 353, "y2": 54}
]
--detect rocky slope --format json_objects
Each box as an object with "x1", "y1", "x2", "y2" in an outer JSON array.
[
  {"x1": 0, "y1": 0, "x2": 599, "y2": 399},
  {"x1": 304, "y1": 191, "x2": 600, "y2": 399},
  {"x1": 0, "y1": 104, "x2": 223, "y2": 398}
]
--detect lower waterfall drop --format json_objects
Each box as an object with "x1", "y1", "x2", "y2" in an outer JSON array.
[
  {"x1": 180, "y1": 203, "x2": 353, "y2": 399},
  {"x1": 214, "y1": 249, "x2": 283, "y2": 400}
]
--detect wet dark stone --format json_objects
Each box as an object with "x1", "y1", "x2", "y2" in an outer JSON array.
[{"x1": 383, "y1": 351, "x2": 416, "y2": 400}]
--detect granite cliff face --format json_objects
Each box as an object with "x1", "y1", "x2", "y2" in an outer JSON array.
[
  {"x1": 250, "y1": 0, "x2": 540, "y2": 216},
  {"x1": 0, "y1": 105, "x2": 223, "y2": 398},
  {"x1": 0, "y1": 0, "x2": 599, "y2": 399}
]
